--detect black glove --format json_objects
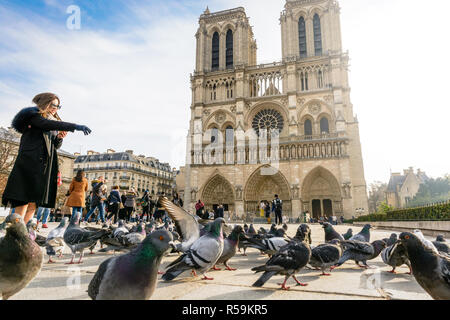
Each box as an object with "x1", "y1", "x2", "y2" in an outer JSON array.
[{"x1": 75, "y1": 125, "x2": 92, "y2": 135}]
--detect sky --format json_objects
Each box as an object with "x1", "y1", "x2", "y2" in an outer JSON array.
[{"x1": 0, "y1": 0, "x2": 449, "y2": 185}]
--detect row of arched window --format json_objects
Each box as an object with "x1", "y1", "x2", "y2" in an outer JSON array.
[
  {"x1": 212, "y1": 30, "x2": 234, "y2": 71},
  {"x1": 298, "y1": 14, "x2": 322, "y2": 58}
]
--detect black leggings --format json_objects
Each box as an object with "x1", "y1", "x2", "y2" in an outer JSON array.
[
  {"x1": 125, "y1": 206, "x2": 134, "y2": 222},
  {"x1": 106, "y1": 203, "x2": 120, "y2": 224}
]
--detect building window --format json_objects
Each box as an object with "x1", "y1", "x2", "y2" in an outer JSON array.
[
  {"x1": 226, "y1": 29, "x2": 233, "y2": 69},
  {"x1": 304, "y1": 119, "x2": 313, "y2": 136},
  {"x1": 298, "y1": 17, "x2": 307, "y2": 58},
  {"x1": 317, "y1": 70, "x2": 323, "y2": 88},
  {"x1": 226, "y1": 126, "x2": 234, "y2": 145},
  {"x1": 313, "y1": 14, "x2": 322, "y2": 56},
  {"x1": 212, "y1": 32, "x2": 220, "y2": 71},
  {"x1": 211, "y1": 128, "x2": 219, "y2": 144},
  {"x1": 320, "y1": 117, "x2": 329, "y2": 134},
  {"x1": 300, "y1": 72, "x2": 309, "y2": 91}
]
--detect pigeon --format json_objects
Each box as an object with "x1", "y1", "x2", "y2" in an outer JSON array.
[
  {"x1": 100, "y1": 222, "x2": 147, "y2": 253},
  {"x1": 350, "y1": 224, "x2": 372, "y2": 242},
  {"x1": 113, "y1": 220, "x2": 130, "y2": 238},
  {"x1": 309, "y1": 239, "x2": 343, "y2": 276},
  {"x1": 268, "y1": 224, "x2": 278, "y2": 236},
  {"x1": 322, "y1": 222, "x2": 344, "y2": 242},
  {"x1": 432, "y1": 236, "x2": 449, "y2": 254},
  {"x1": 157, "y1": 196, "x2": 200, "y2": 253},
  {"x1": 331, "y1": 240, "x2": 386, "y2": 269},
  {"x1": 413, "y1": 230, "x2": 439, "y2": 254},
  {"x1": 243, "y1": 224, "x2": 249, "y2": 234},
  {"x1": 295, "y1": 224, "x2": 312, "y2": 245},
  {"x1": 247, "y1": 224, "x2": 257, "y2": 236},
  {"x1": 342, "y1": 228, "x2": 353, "y2": 240},
  {"x1": 399, "y1": 232, "x2": 450, "y2": 300},
  {"x1": 162, "y1": 218, "x2": 226, "y2": 281},
  {"x1": 0, "y1": 214, "x2": 43, "y2": 300},
  {"x1": 245, "y1": 236, "x2": 289, "y2": 256},
  {"x1": 63, "y1": 211, "x2": 109, "y2": 264},
  {"x1": 382, "y1": 233, "x2": 398, "y2": 247},
  {"x1": 381, "y1": 241, "x2": 411, "y2": 274},
  {"x1": 26, "y1": 218, "x2": 47, "y2": 247},
  {"x1": 88, "y1": 229, "x2": 175, "y2": 300},
  {"x1": 45, "y1": 217, "x2": 69, "y2": 263},
  {"x1": 212, "y1": 225, "x2": 245, "y2": 271},
  {"x1": 252, "y1": 226, "x2": 312, "y2": 290}
]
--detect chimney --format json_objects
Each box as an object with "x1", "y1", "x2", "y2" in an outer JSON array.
[
  {"x1": 126, "y1": 150, "x2": 134, "y2": 155},
  {"x1": 87, "y1": 150, "x2": 95, "y2": 155},
  {"x1": 74, "y1": 152, "x2": 81, "y2": 157},
  {"x1": 107, "y1": 149, "x2": 116, "y2": 154}
]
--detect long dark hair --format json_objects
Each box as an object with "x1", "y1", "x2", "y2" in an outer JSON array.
[{"x1": 75, "y1": 170, "x2": 84, "y2": 182}]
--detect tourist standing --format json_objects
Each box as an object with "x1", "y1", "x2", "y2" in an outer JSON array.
[
  {"x1": 65, "y1": 170, "x2": 88, "y2": 222},
  {"x1": 141, "y1": 190, "x2": 150, "y2": 221},
  {"x1": 195, "y1": 200, "x2": 205, "y2": 218},
  {"x1": 36, "y1": 207, "x2": 50, "y2": 229},
  {"x1": 84, "y1": 176, "x2": 107, "y2": 224},
  {"x1": 1, "y1": 92, "x2": 91, "y2": 223},
  {"x1": 264, "y1": 201, "x2": 271, "y2": 224},
  {"x1": 106, "y1": 186, "x2": 122, "y2": 224},
  {"x1": 217, "y1": 204, "x2": 224, "y2": 219},
  {"x1": 124, "y1": 188, "x2": 137, "y2": 223},
  {"x1": 272, "y1": 194, "x2": 283, "y2": 225}
]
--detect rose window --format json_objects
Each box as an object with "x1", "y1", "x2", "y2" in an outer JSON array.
[{"x1": 252, "y1": 109, "x2": 284, "y2": 136}]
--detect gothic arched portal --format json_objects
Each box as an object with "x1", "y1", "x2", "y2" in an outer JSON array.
[
  {"x1": 244, "y1": 166, "x2": 291, "y2": 216},
  {"x1": 201, "y1": 174, "x2": 235, "y2": 213},
  {"x1": 301, "y1": 166, "x2": 342, "y2": 218}
]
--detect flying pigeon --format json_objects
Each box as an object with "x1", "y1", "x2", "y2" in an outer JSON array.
[
  {"x1": 88, "y1": 229, "x2": 175, "y2": 300},
  {"x1": 322, "y1": 222, "x2": 344, "y2": 242},
  {"x1": 382, "y1": 233, "x2": 398, "y2": 247},
  {"x1": 342, "y1": 228, "x2": 353, "y2": 240},
  {"x1": 0, "y1": 214, "x2": 43, "y2": 300},
  {"x1": 252, "y1": 225, "x2": 312, "y2": 290},
  {"x1": 162, "y1": 218, "x2": 226, "y2": 281},
  {"x1": 350, "y1": 224, "x2": 372, "y2": 242},
  {"x1": 381, "y1": 241, "x2": 411, "y2": 274},
  {"x1": 45, "y1": 217, "x2": 69, "y2": 263},
  {"x1": 212, "y1": 225, "x2": 245, "y2": 271},
  {"x1": 157, "y1": 196, "x2": 200, "y2": 253},
  {"x1": 413, "y1": 230, "x2": 439, "y2": 254},
  {"x1": 331, "y1": 240, "x2": 386, "y2": 269},
  {"x1": 309, "y1": 239, "x2": 343, "y2": 276},
  {"x1": 399, "y1": 232, "x2": 450, "y2": 300},
  {"x1": 63, "y1": 211, "x2": 109, "y2": 264}
]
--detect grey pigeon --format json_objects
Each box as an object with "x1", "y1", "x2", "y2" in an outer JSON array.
[
  {"x1": 247, "y1": 224, "x2": 257, "y2": 236},
  {"x1": 0, "y1": 214, "x2": 43, "y2": 300},
  {"x1": 88, "y1": 229, "x2": 174, "y2": 300},
  {"x1": 162, "y1": 218, "x2": 226, "y2": 281},
  {"x1": 45, "y1": 217, "x2": 69, "y2": 263},
  {"x1": 349, "y1": 224, "x2": 372, "y2": 242},
  {"x1": 212, "y1": 225, "x2": 245, "y2": 271},
  {"x1": 245, "y1": 236, "x2": 289, "y2": 256},
  {"x1": 382, "y1": 233, "x2": 398, "y2": 247},
  {"x1": 381, "y1": 241, "x2": 411, "y2": 274},
  {"x1": 63, "y1": 211, "x2": 108, "y2": 264},
  {"x1": 433, "y1": 236, "x2": 449, "y2": 254},
  {"x1": 436, "y1": 235, "x2": 446, "y2": 242},
  {"x1": 252, "y1": 228, "x2": 312, "y2": 290},
  {"x1": 322, "y1": 222, "x2": 344, "y2": 242},
  {"x1": 26, "y1": 218, "x2": 46, "y2": 247},
  {"x1": 342, "y1": 228, "x2": 353, "y2": 240},
  {"x1": 157, "y1": 196, "x2": 200, "y2": 253},
  {"x1": 309, "y1": 239, "x2": 343, "y2": 276},
  {"x1": 399, "y1": 232, "x2": 450, "y2": 300},
  {"x1": 100, "y1": 222, "x2": 147, "y2": 253},
  {"x1": 331, "y1": 240, "x2": 386, "y2": 269}
]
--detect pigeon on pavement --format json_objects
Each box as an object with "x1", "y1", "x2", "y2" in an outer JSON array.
[
  {"x1": 63, "y1": 211, "x2": 108, "y2": 264},
  {"x1": 26, "y1": 218, "x2": 47, "y2": 247},
  {"x1": 162, "y1": 218, "x2": 226, "y2": 281},
  {"x1": 252, "y1": 224, "x2": 312, "y2": 290},
  {"x1": 331, "y1": 240, "x2": 386, "y2": 269},
  {"x1": 399, "y1": 232, "x2": 450, "y2": 300},
  {"x1": 0, "y1": 214, "x2": 43, "y2": 300},
  {"x1": 382, "y1": 233, "x2": 398, "y2": 247},
  {"x1": 322, "y1": 222, "x2": 344, "y2": 242},
  {"x1": 349, "y1": 224, "x2": 372, "y2": 242},
  {"x1": 45, "y1": 217, "x2": 69, "y2": 263},
  {"x1": 88, "y1": 229, "x2": 174, "y2": 300},
  {"x1": 100, "y1": 222, "x2": 147, "y2": 253},
  {"x1": 432, "y1": 236, "x2": 449, "y2": 254},
  {"x1": 381, "y1": 241, "x2": 411, "y2": 274},
  {"x1": 342, "y1": 228, "x2": 353, "y2": 240},
  {"x1": 309, "y1": 239, "x2": 343, "y2": 276},
  {"x1": 212, "y1": 225, "x2": 245, "y2": 271},
  {"x1": 157, "y1": 196, "x2": 200, "y2": 253},
  {"x1": 413, "y1": 230, "x2": 439, "y2": 254}
]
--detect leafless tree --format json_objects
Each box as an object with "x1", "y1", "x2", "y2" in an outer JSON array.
[
  {"x1": 0, "y1": 129, "x2": 18, "y2": 197},
  {"x1": 368, "y1": 181, "x2": 388, "y2": 213}
]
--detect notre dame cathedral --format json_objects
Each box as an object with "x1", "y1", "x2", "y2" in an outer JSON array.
[{"x1": 177, "y1": 0, "x2": 369, "y2": 219}]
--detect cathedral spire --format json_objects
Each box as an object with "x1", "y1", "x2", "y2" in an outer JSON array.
[{"x1": 204, "y1": 6, "x2": 210, "y2": 15}]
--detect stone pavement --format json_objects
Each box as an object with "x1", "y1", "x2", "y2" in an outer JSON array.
[{"x1": 10, "y1": 223, "x2": 432, "y2": 300}]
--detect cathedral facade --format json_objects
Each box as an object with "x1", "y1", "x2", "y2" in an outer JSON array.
[{"x1": 178, "y1": 0, "x2": 369, "y2": 219}]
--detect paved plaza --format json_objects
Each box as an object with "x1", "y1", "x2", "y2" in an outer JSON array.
[{"x1": 10, "y1": 223, "x2": 431, "y2": 300}]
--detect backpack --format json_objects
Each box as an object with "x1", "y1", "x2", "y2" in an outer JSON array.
[{"x1": 274, "y1": 198, "x2": 282, "y2": 210}]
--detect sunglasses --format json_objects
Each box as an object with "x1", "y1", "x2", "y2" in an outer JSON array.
[{"x1": 50, "y1": 103, "x2": 62, "y2": 110}]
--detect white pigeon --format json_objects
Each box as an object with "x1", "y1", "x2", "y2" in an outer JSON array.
[{"x1": 413, "y1": 230, "x2": 439, "y2": 254}]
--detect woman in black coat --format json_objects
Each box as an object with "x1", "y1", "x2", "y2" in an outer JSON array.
[{"x1": 1, "y1": 93, "x2": 91, "y2": 223}]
